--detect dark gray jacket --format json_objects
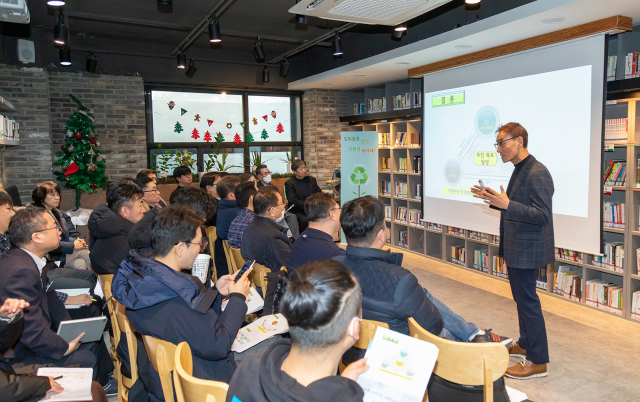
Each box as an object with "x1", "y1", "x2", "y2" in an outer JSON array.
[{"x1": 241, "y1": 216, "x2": 292, "y2": 272}]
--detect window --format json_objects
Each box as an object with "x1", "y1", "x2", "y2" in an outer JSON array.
[
  {"x1": 150, "y1": 147, "x2": 198, "y2": 176},
  {"x1": 248, "y1": 95, "x2": 301, "y2": 142},
  {"x1": 203, "y1": 148, "x2": 244, "y2": 174},
  {"x1": 249, "y1": 146, "x2": 302, "y2": 175}
]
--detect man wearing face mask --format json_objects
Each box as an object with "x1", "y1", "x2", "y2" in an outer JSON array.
[
  {"x1": 255, "y1": 165, "x2": 276, "y2": 189},
  {"x1": 241, "y1": 187, "x2": 292, "y2": 273}
]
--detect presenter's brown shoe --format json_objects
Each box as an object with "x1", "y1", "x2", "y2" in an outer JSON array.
[
  {"x1": 507, "y1": 341, "x2": 526, "y2": 358},
  {"x1": 505, "y1": 359, "x2": 548, "y2": 379}
]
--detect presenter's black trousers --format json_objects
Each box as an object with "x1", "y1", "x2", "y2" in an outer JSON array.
[{"x1": 507, "y1": 266, "x2": 549, "y2": 365}]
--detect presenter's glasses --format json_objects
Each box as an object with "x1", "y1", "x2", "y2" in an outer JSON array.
[{"x1": 494, "y1": 137, "x2": 517, "y2": 149}]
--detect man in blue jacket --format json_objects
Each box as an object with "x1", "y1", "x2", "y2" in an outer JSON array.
[{"x1": 112, "y1": 206, "x2": 252, "y2": 402}]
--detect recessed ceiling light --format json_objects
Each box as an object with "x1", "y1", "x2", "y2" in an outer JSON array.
[
  {"x1": 353, "y1": 74, "x2": 366, "y2": 77},
  {"x1": 542, "y1": 16, "x2": 565, "y2": 24},
  {"x1": 395, "y1": 62, "x2": 410, "y2": 65},
  {"x1": 455, "y1": 44, "x2": 473, "y2": 49}
]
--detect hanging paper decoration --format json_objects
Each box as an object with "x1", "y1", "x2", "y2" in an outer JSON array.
[
  {"x1": 252, "y1": 118, "x2": 258, "y2": 125},
  {"x1": 88, "y1": 148, "x2": 95, "y2": 155},
  {"x1": 204, "y1": 131, "x2": 212, "y2": 142},
  {"x1": 181, "y1": 108, "x2": 187, "y2": 116},
  {"x1": 191, "y1": 128, "x2": 200, "y2": 140},
  {"x1": 174, "y1": 122, "x2": 184, "y2": 133},
  {"x1": 262, "y1": 115, "x2": 268, "y2": 122},
  {"x1": 246, "y1": 132, "x2": 254, "y2": 143},
  {"x1": 271, "y1": 111, "x2": 276, "y2": 118},
  {"x1": 216, "y1": 132, "x2": 224, "y2": 144},
  {"x1": 96, "y1": 156, "x2": 103, "y2": 162},
  {"x1": 88, "y1": 163, "x2": 96, "y2": 171},
  {"x1": 168, "y1": 101, "x2": 175, "y2": 110},
  {"x1": 226, "y1": 123, "x2": 232, "y2": 129},
  {"x1": 64, "y1": 161, "x2": 79, "y2": 175},
  {"x1": 261, "y1": 129, "x2": 269, "y2": 140},
  {"x1": 207, "y1": 119, "x2": 213, "y2": 127},
  {"x1": 233, "y1": 133, "x2": 242, "y2": 144},
  {"x1": 240, "y1": 122, "x2": 246, "y2": 129},
  {"x1": 276, "y1": 123, "x2": 284, "y2": 134},
  {"x1": 194, "y1": 114, "x2": 201, "y2": 122}
]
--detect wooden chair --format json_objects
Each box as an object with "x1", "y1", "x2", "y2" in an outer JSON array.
[
  {"x1": 222, "y1": 240, "x2": 238, "y2": 274},
  {"x1": 174, "y1": 342, "x2": 228, "y2": 402},
  {"x1": 97, "y1": 275, "x2": 117, "y2": 362},
  {"x1": 252, "y1": 262, "x2": 271, "y2": 298},
  {"x1": 143, "y1": 335, "x2": 178, "y2": 402},
  {"x1": 204, "y1": 226, "x2": 218, "y2": 283},
  {"x1": 114, "y1": 302, "x2": 139, "y2": 402},
  {"x1": 408, "y1": 317, "x2": 509, "y2": 402},
  {"x1": 338, "y1": 320, "x2": 389, "y2": 374}
]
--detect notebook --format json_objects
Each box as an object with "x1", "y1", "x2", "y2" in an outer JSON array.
[
  {"x1": 37, "y1": 367, "x2": 93, "y2": 401},
  {"x1": 57, "y1": 316, "x2": 107, "y2": 343},
  {"x1": 57, "y1": 288, "x2": 91, "y2": 309}
]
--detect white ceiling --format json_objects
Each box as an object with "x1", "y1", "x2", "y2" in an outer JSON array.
[{"x1": 288, "y1": 0, "x2": 640, "y2": 90}]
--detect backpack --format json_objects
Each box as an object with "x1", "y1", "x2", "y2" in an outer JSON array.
[{"x1": 262, "y1": 267, "x2": 288, "y2": 315}]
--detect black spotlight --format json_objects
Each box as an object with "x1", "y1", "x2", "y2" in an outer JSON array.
[
  {"x1": 209, "y1": 19, "x2": 221, "y2": 42},
  {"x1": 54, "y1": 11, "x2": 68, "y2": 47},
  {"x1": 185, "y1": 59, "x2": 197, "y2": 78},
  {"x1": 177, "y1": 50, "x2": 186, "y2": 69},
  {"x1": 332, "y1": 32, "x2": 343, "y2": 56},
  {"x1": 395, "y1": 22, "x2": 407, "y2": 32},
  {"x1": 392, "y1": 30, "x2": 404, "y2": 40},
  {"x1": 253, "y1": 36, "x2": 265, "y2": 63},
  {"x1": 59, "y1": 47, "x2": 71, "y2": 66},
  {"x1": 465, "y1": 0, "x2": 481, "y2": 10},
  {"x1": 86, "y1": 53, "x2": 97, "y2": 73},
  {"x1": 262, "y1": 66, "x2": 270, "y2": 83},
  {"x1": 295, "y1": 14, "x2": 307, "y2": 24},
  {"x1": 279, "y1": 57, "x2": 290, "y2": 77}
]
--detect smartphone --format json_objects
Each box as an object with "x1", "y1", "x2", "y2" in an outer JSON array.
[
  {"x1": 234, "y1": 259, "x2": 255, "y2": 282},
  {"x1": 478, "y1": 179, "x2": 485, "y2": 190}
]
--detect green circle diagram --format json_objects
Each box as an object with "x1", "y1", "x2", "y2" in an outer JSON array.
[
  {"x1": 478, "y1": 110, "x2": 497, "y2": 134},
  {"x1": 350, "y1": 166, "x2": 369, "y2": 184}
]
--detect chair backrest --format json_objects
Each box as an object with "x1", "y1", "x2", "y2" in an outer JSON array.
[
  {"x1": 222, "y1": 240, "x2": 238, "y2": 274},
  {"x1": 114, "y1": 302, "x2": 138, "y2": 383},
  {"x1": 408, "y1": 317, "x2": 508, "y2": 402},
  {"x1": 353, "y1": 320, "x2": 389, "y2": 349},
  {"x1": 3, "y1": 184, "x2": 22, "y2": 207},
  {"x1": 204, "y1": 226, "x2": 217, "y2": 283},
  {"x1": 229, "y1": 247, "x2": 246, "y2": 276},
  {"x1": 174, "y1": 342, "x2": 229, "y2": 402},
  {"x1": 98, "y1": 275, "x2": 118, "y2": 359},
  {"x1": 143, "y1": 335, "x2": 177, "y2": 402},
  {"x1": 252, "y1": 262, "x2": 269, "y2": 297}
]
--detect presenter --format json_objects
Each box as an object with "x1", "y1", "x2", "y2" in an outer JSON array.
[
  {"x1": 284, "y1": 160, "x2": 322, "y2": 232},
  {"x1": 470, "y1": 122, "x2": 553, "y2": 380}
]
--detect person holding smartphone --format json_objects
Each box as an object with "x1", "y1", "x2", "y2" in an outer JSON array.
[{"x1": 113, "y1": 206, "x2": 252, "y2": 402}]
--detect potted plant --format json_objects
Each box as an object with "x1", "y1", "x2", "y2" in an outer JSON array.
[
  {"x1": 249, "y1": 151, "x2": 272, "y2": 173},
  {"x1": 280, "y1": 152, "x2": 297, "y2": 173},
  {"x1": 152, "y1": 144, "x2": 174, "y2": 184}
]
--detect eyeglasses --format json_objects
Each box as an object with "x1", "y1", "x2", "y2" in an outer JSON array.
[
  {"x1": 494, "y1": 137, "x2": 517, "y2": 149},
  {"x1": 143, "y1": 189, "x2": 160, "y2": 193},
  {"x1": 331, "y1": 207, "x2": 341, "y2": 211},
  {"x1": 37, "y1": 224, "x2": 61, "y2": 233}
]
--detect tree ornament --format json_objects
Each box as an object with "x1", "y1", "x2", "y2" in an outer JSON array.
[
  {"x1": 90, "y1": 184, "x2": 97, "y2": 190},
  {"x1": 174, "y1": 121, "x2": 184, "y2": 133},
  {"x1": 61, "y1": 145, "x2": 66, "y2": 151},
  {"x1": 194, "y1": 114, "x2": 201, "y2": 122},
  {"x1": 216, "y1": 132, "x2": 224, "y2": 144},
  {"x1": 233, "y1": 133, "x2": 242, "y2": 144},
  {"x1": 88, "y1": 163, "x2": 96, "y2": 171},
  {"x1": 79, "y1": 109, "x2": 95, "y2": 121},
  {"x1": 271, "y1": 110, "x2": 276, "y2": 118},
  {"x1": 96, "y1": 156, "x2": 103, "y2": 162},
  {"x1": 261, "y1": 129, "x2": 269, "y2": 140},
  {"x1": 246, "y1": 132, "x2": 254, "y2": 143},
  {"x1": 276, "y1": 122, "x2": 284, "y2": 134},
  {"x1": 168, "y1": 101, "x2": 175, "y2": 110},
  {"x1": 66, "y1": 130, "x2": 73, "y2": 137},
  {"x1": 90, "y1": 132, "x2": 95, "y2": 137},
  {"x1": 88, "y1": 148, "x2": 95, "y2": 155},
  {"x1": 69, "y1": 146, "x2": 75, "y2": 152},
  {"x1": 181, "y1": 108, "x2": 187, "y2": 116},
  {"x1": 75, "y1": 132, "x2": 82, "y2": 139},
  {"x1": 89, "y1": 137, "x2": 97, "y2": 145},
  {"x1": 226, "y1": 123, "x2": 232, "y2": 129},
  {"x1": 240, "y1": 122, "x2": 246, "y2": 129},
  {"x1": 252, "y1": 118, "x2": 258, "y2": 125},
  {"x1": 64, "y1": 161, "x2": 79, "y2": 175},
  {"x1": 191, "y1": 128, "x2": 200, "y2": 140},
  {"x1": 207, "y1": 119, "x2": 213, "y2": 127},
  {"x1": 96, "y1": 142, "x2": 100, "y2": 146},
  {"x1": 262, "y1": 115, "x2": 268, "y2": 122},
  {"x1": 204, "y1": 131, "x2": 212, "y2": 142}
]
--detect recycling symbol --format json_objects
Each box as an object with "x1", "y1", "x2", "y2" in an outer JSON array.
[{"x1": 349, "y1": 165, "x2": 370, "y2": 185}]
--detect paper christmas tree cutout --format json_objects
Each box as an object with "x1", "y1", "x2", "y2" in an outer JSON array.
[
  {"x1": 191, "y1": 128, "x2": 200, "y2": 140},
  {"x1": 240, "y1": 122, "x2": 246, "y2": 129},
  {"x1": 204, "y1": 131, "x2": 212, "y2": 142},
  {"x1": 233, "y1": 133, "x2": 242, "y2": 144},
  {"x1": 174, "y1": 121, "x2": 184, "y2": 133},
  {"x1": 276, "y1": 123, "x2": 284, "y2": 134},
  {"x1": 261, "y1": 129, "x2": 269, "y2": 140},
  {"x1": 246, "y1": 132, "x2": 254, "y2": 143}
]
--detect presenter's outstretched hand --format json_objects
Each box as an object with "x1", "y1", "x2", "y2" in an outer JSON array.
[{"x1": 471, "y1": 185, "x2": 510, "y2": 210}]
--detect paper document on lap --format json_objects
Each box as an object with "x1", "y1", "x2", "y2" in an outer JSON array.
[
  {"x1": 37, "y1": 367, "x2": 93, "y2": 401},
  {"x1": 232, "y1": 314, "x2": 288, "y2": 353},
  {"x1": 222, "y1": 287, "x2": 264, "y2": 314}
]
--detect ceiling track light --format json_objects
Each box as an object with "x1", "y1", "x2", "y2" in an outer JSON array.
[
  {"x1": 332, "y1": 32, "x2": 343, "y2": 56},
  {"x1": 253, "y1": 36, "x2": 265, "y2": 63},
  {"x1": 47, "y1": 1, "x2": 66, "y2": 6},
  {"x1": 262, "y1": 65, "x2": 270, "y2": 83},
  {"x1": 295, "y1": 1, "x2": 307, "y2": 24},
  {"x1": 59, "y1": 47, "x2": 71, "y2": 66},
  {"x1": 465, "y1": 0, "x2": 481, "y2": 10},
  {"x1": 208, "y1": 14, "x2": 221, "y2": 42},
  {"x1": 53, "y1": 10, "x2": 68, "y2": 47},
  {"x1": 280, "y1": 57, "x2": 290, "y2": 77},
  {"x1": 394, "y1": 22, "x2": 407, "y2": 32},
  {"x1": 86, "y1": 52, "x2": 97, "y2": 73},
  {"x1": 392, "y1": 30, "x2": 404, "y2": 40},
  {"x1": 177, "y1": 48, "x2": 186, "y2": 69},
  {"x1": 185, "y1": 59, "x2": 197, "y2": 78}
]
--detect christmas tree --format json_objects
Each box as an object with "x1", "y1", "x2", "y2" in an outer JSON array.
[
  {"x1": 191, "y1": 128, "x2": 200, "y2": 140},
  {"x1": 174, "y1": 121, "x2": 183, "y2": 133},
  {"x1": 233, "y1": 133, "x2": 242, "y2": 144},
  {"x1": 53, "y1": 94, "x2": 108, "y2": 208},
  {"x1": 261, "y1": 129, "x2": 269, "y2": 140},
  {"x1": 246, "y1": 132, "x2": 254, "y2": 143},
  {"x1": 204, "y1": 131, "x2": 212, "y2": 142},
  {"x1": 276, "y1": 122, "x2": 285, "y2": 134}
]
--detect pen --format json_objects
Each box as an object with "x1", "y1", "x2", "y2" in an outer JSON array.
[
  {"x1": 53, "y1": 375, "x2": 64, "y2": 380},
  {"x1": 91, "y1": 299, "x2": 96, "y2": 302}
]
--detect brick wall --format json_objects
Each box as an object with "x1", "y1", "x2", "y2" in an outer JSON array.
[
  {"x1": 302, "y1": 89, "x2": 348, "y2": 189},
  {"x1": 48, "y1": 72, "x2": 147, "y2": 179}
]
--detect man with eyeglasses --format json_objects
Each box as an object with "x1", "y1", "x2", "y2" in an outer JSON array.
[
  {"x1": 255, "y1": 165, "x2": 276, "y2": 189},
  {"x1": 290, "y1": 192, "x2": 345, "y2": 270},
  {"x1": 136, "y1": 169, "x2": 167, "y2": 208},
  {"x1": 470, "y1": 122, "x2": 554, "y2": 380},
  {"x1": 136, "y1": 175, "x2": 164, "y2": 211}
]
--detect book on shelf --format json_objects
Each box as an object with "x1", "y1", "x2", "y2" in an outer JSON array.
[
  {"x1": 368, "y1": 98, "x2": 386, "y2": 113},
  {"x1": 424, "y1": 222, "x2": 442, "y2": 232},
  {"x1": 413, "y1": 92, "x2": 421, "y2": 108},
  {"x1": 395, "y1": 206, "x2": 408, "y2": 223},
  {"x1": 398, "y1": 230, "x2": 408, "y2": 248},
  {"x1": 379, "y1": 132, "x2": 390, "y2": 147},
  {"x1": 412, "y1": 156, "x2": 422, "y2": 173},
  {"x1": 398, "y1": 157, "x2": 408, "y2": 172},
  {"x1": 555, "y1": 248, "x2": 583, "y2": 263},
  {"x1": 410, "y1": 132, "x2": 420, "y2": 147},
  {"x1": 395, "y1": 181, "x2": 408, "y2": 197},
  {"x1": 603, "y1": 242, "x2": 624, "y2": 272},
  {"x1": 395, "y1": 132, "x2": 409, "y2": 147},
  {"x1": 624, "y1": 51, "x2": 640, "y2": 79},
  {"x1": 0, "y1": 115, "x2": 19, "y2": 140},
  {"x1": 586, "y1": 280, "x2": 623, "y2": 315},
  {"x1": 473, "y1": 249, "x2": 489, "y2": 272},
  {"x1": 553, "y1": 266, "x2": 582, "y2": 301},
  {"x1": 592, "y1": 254, "x2": 603, "y2": 267},
  {"x1": 469, "y1": 231, "x2": 491, "y2": 243},
  {"x1": 451, "y1": 246, "x2": 465, "y2": 266},
  {"x1": 536, "y1": 268, "x2": 548, "y2": 290},
  {"x1": 604, "y1": 120, "x2": 627, "y2": 144},
  {"x1": 385, "y1": 206, "x2": 392, "y2": 220},
  {"x1": 637, "y1": 155, "x2": 640, "y2": 188},
  {"x1": 408, "y1": 209, "x2": 423, "y2": 227},
  {"x1": 493, "y1": 256, "x2": 508, "y2": 278},
  {"x1": 491, "y1": 234, "x2": 500, "y2": 244},
  {"x1": 607, "y1": 55, "x2": 617, "y2": 81},
  {"x1": 353, "y1": 103, "x2": 366, "y2": 115},
  {"x1": 392, "y1": 94, "x2": 409, "y2": 110},
  {"x1": 632, "y1": 290, "x2": 640, "y2": 320},
  {"x1": 381, "y1": 156, "x2": 390, "y2": 171},
  {"x1": 380, "y1": 181, "x2": 391, "y2": 195},
  {"x1": 414, "y1": 184, "x2": 421, "y2": 200},
  {"x1": 603, "y1": 161, "x2": 626, "y2": 186},
  {"x1": 603, "y1": 202, "x2": 624, "y2": 229},
  {"x1": 447, "y1": 226, "x2": 466, "y2": 237}
]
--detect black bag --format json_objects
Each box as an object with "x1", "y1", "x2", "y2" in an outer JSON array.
[
  {"x1": 427, "y1": 374, "x2": 510, "y2": 402},
  {"x1": 262, "y1": 268, "x2": 289, "y2": 315}
]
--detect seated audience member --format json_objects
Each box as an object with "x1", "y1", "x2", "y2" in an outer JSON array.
[
  {"x1": 0, "y1": 207, "x2": 117, "y2": 394},
  {"x1": 215, "y1": 175, "x2": 241, "y2": 277},
  {"x1": 113, "y1": 206, "x2": 252, "y2": 402},
  {"x1": 0, "y1": 191, "x2": 16, "y2": 257},
  {"x1": 239, "y1": 172, "x2": 257, "y2": 186},
  {"x1": 255, "y1": 164, "x2": 276, "y2": 189},
  {"x1": 284, "y1": 160, "x2": 323, "y2": 232},
  {"x1": 169, "y1": 165, "x2": 193, "y2": 204},
  {"x1": 0, "y1": 298, "x2": 110, "y2": 402},
  {"x1": 255, "y1": 166, "x2": 302, "y2": 239},
  {"x1": 290, "y1": 192, "x2": 344, "y2": 270},
  {"x1": 226, "y1": 260, "x2": 369, "y2": 402},
  {"x1": 199, "y1": 172, "x2": 223, "y2": 226},
  {"x1": 88, "y1": 180, "x2": 144, "y2": 275},
  {"x1": 241, "y1": 187, "x2": 292, "y2": 272},
  {"x1": 135, "y1": 175, "x2": 164, "y2": 211},
  {"x1": 227, "y1": 182, "x2": 258, "y2": 249},
  {"x1": 136, "y1": 169, "x2": 167, "y2": 207},
  {"x1": 335, "y1": 196, "x2": 510, "y2": 349},
  {"x1": 32, "y1": 181, "x2": 91, "y2": 270}
]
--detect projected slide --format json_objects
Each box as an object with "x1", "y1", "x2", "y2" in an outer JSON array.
[{"x1": 423, "y1": 65, "x2": 592, "y2": 218}]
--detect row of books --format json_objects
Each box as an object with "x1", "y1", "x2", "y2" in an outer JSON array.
[
  {"x1": 604, "y1": 119, "x2": 628, "y2": 144},
  {"x1": 448, "y1": 227, "x2": 466, "y2": 237},
  {"x1": 392, "y1": 93, "x2": 413, "y2": 110},
  {"x1": 624, "y1": 51, "x2": 640, "y2": 79},
  {"x1": 586, "y1": 280, "x2": 623, "y2": 315},
  {"x1": 380, "y1": 181, "x2": 391, "y2": 195},
  {"x1": 381, "y1": 157, "x2": 390, "y2": 171},
  {"x1": 408, "y1": 209, "x2": 423, "y2": 227},
  {"x1": 395, "y1": 181, "x2": 408, "y2": 198},
  {"x1": 398, "y1": 231, "x2": 408, "y2": 248},
  {"x1": 425, "y1": 222, "x2": 442, "y2": 232},
  {"x1": 353, "y1": 103, "x2": 366, "y2": 115},
  {"x1": 384, "y1": 206, "x2": 392, "y2": 220},
  {"x1": 553, "y1": 266, "x2": 582, "y2": 302},
  {"x1": 555, "y1": 248, "x2": 583, "y2": 263},
  {"x1": 603, "y1": 202, "x2": 624, "y2": 229},
  {"x1": 395, "y1": 132, "x2": 421, "y2": 147},
  {"x1": 631, "y1": 290, "x2": 640, "y2": 320},
  {"x1": 451, "y1": 246, "x2": 465, "y2": 266},
  {"x1": 472, "y1": 249, "x2": 489, "y2": 273},
  {"x1": 603, "y1": 242, "x2": 624, "y2": 272},
  {"x1": 379, "y1": 132, "x2": 390, "y2": 147},
  {"x1": 0, "y1": 115, "x2": 19, "y2": 140},
  {"x1": 368, "y1": 98, "x2": 387, "y2": 113},
  {"x1": 493, "y1": 256, "x2": 508, "y2": 279},
  {"x1": 607, "y1": 55, "x2": 617, "y2": 81},
  {"x1": 469, "y1": 231, "x2": 500, "y2": 245},
  {"x1": 395, "y1": 207, "x2": 408, "y2": 223},
  {"x1": 397, "y1": 158, "x2": 408, "y2": 172},
  {"x1": 412, "y1": 156, "x2": 422, "y2": 173},
  {"x1": 603, "y1": 160, "x2": 626, "y2": 186}
]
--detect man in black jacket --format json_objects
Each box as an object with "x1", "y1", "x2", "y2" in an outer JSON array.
[
  {"x1": 113, "y1": 206, "x2": 252, "y2": 402},
  {"x1": 284, "y1": 160, "x2": 323, "y2": 232},
  {"x1": 241, "y1": 187, "x2": 292, "y2": 272},
  {"x1": 88, "y1": 180, "x2": 145, "y2": 275}
]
